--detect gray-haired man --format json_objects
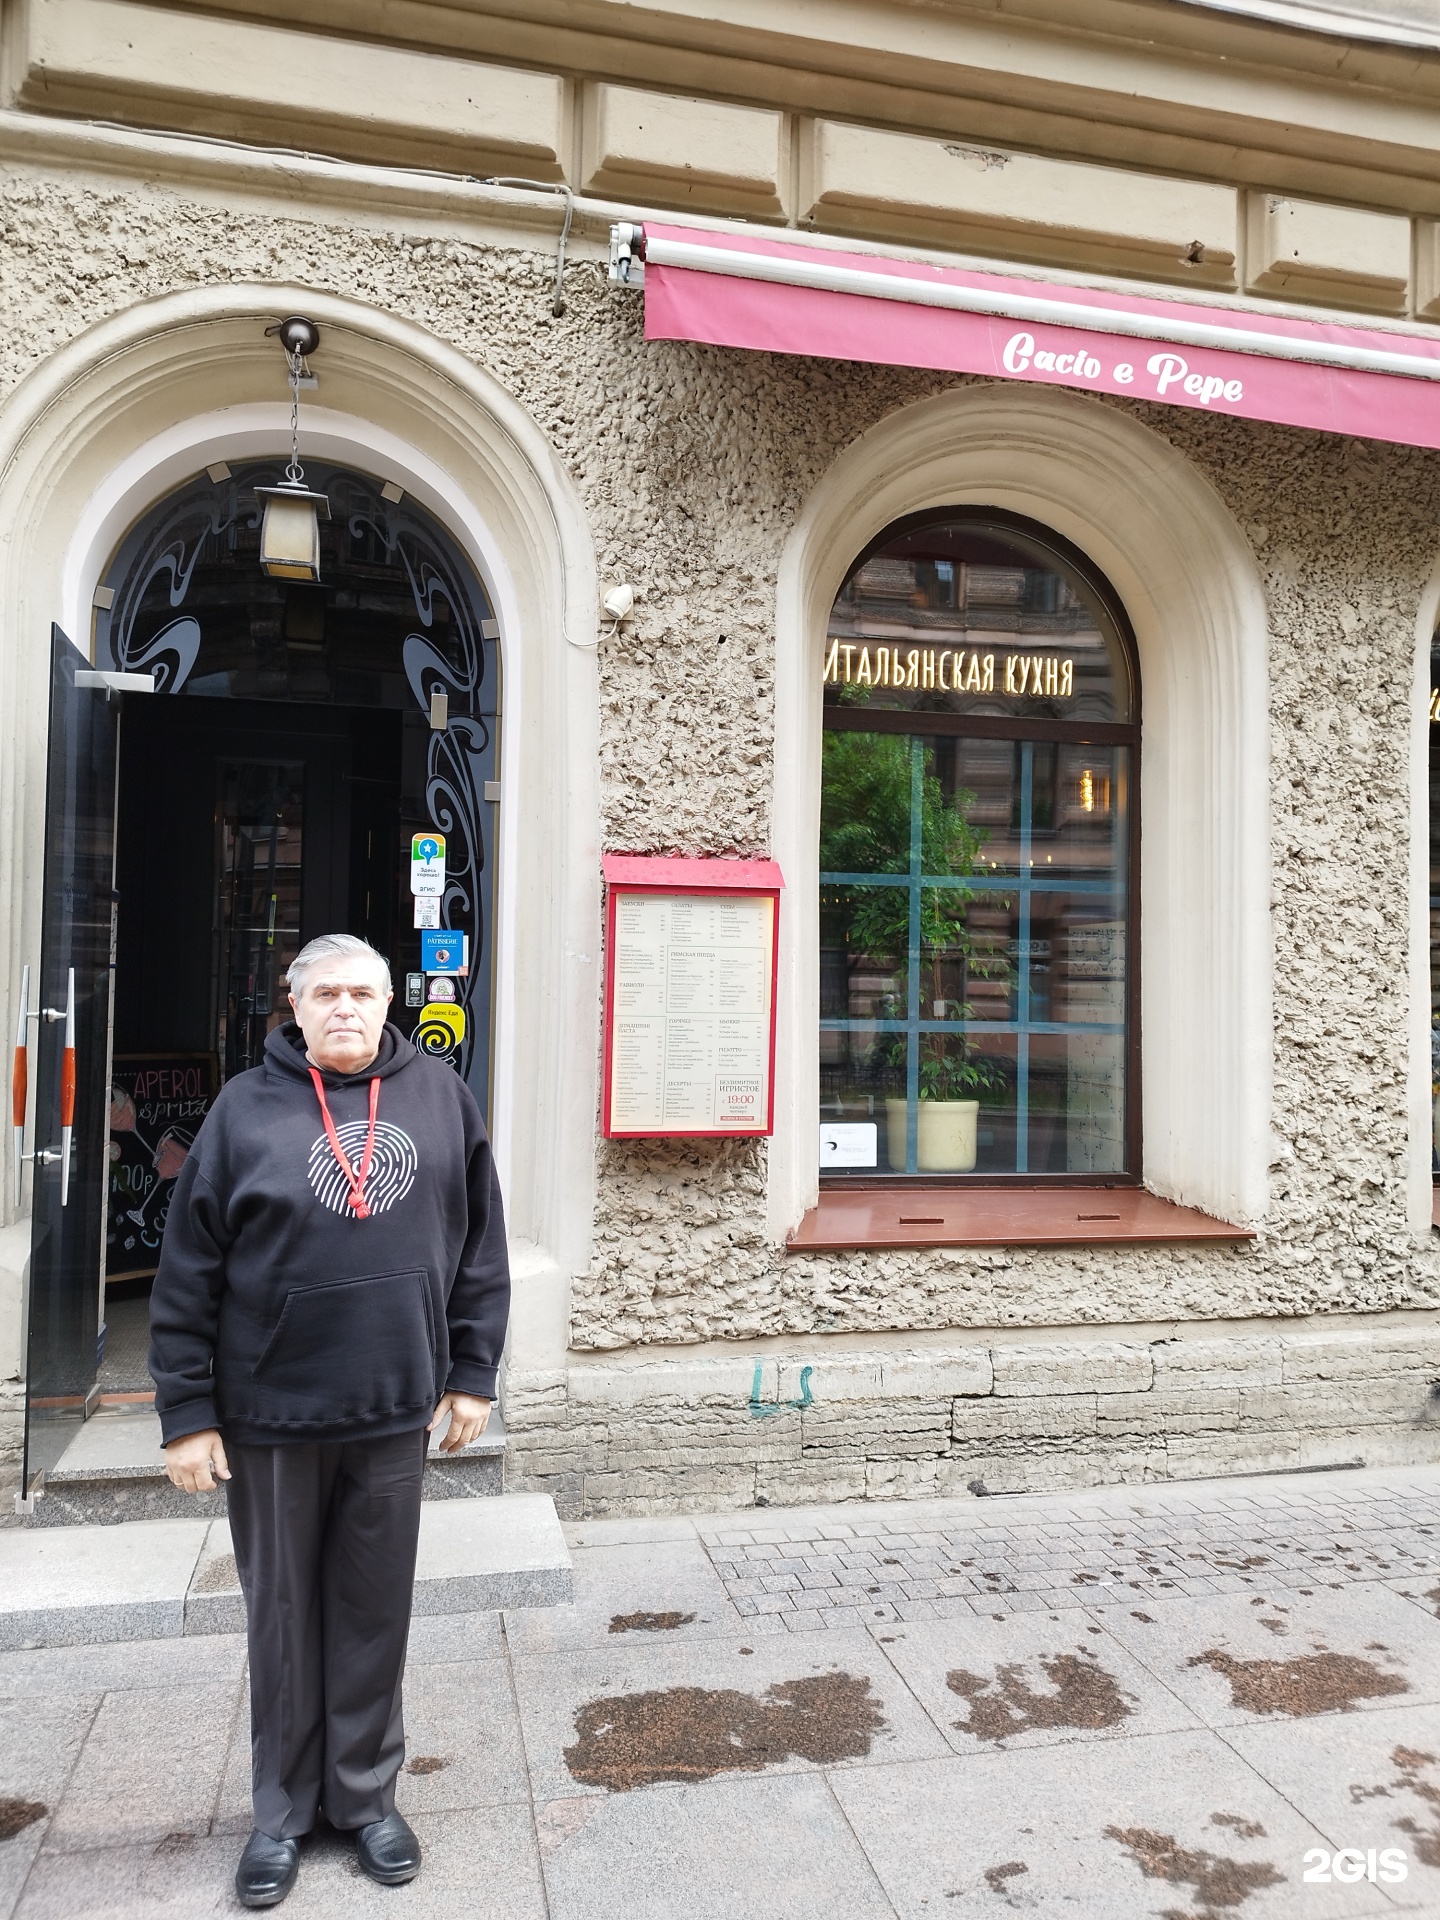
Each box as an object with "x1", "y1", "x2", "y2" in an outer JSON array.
[{"x1": 149, "y1": 934, "x2": 510, "y2": 1908}]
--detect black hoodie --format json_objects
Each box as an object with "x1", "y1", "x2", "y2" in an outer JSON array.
[{"x1": 148, "y1": 1023, "x2": 510, "y2": 1448}]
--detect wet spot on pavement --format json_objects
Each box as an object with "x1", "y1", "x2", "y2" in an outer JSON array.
[
  {"x1": 947, "y1": 1653, "x2": 1135, "y2": 1742},
  {"x1": 1104, "y1": 1825, "x2": 1283, "y2": 1914},
  {"x1": 406, "y1": 1755, "x2": 447, "y2": 1775},
  {"x1": 563, "y1": 1671, "x2": 886, "y2": 1791},
  {"x1": 1389, "y1": 1746, "x2": 1440, "y2": 1869},
  {"x1": 0, "y1": 1798, "x2": 47, "y2": 1842},
  {"x1": 1211, "y1": 1812, "x2": 1266, "y2": 1839},
  {"x1": 1187, "y1": 1647, "x2": 1409, "y2": 1716},
  {"x1": 608, "y1": 1611, "x2": 697, "y2": 1634},
  {"x1": 192, "y1": 1552, "x2": 238, "y2": 1594},
  {"x1": 983, "y1": 1859, "x2": 1029, "y2": 1894}
]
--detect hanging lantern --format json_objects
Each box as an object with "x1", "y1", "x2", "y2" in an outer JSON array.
[
  {"x1": 255, "y1": 480, "x2": 331, "y2": 581},
  {"x1": 257, "y1": 316, "x2": 329, "y2": 582}
]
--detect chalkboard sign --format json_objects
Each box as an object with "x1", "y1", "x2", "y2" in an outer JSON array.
[{"x1": 106, "y1": 1053, "x2": 218, "y2": 1282}]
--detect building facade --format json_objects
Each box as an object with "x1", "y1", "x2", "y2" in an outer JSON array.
[{"x1": 1, "y1": 0, "x2": 1439, "y2": 1518}]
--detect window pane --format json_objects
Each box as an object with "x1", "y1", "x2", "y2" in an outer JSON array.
[
  {"x1": 819, "y1": 726, "x2": 1131, "y2": 1179},
  {"x1": 825, "y1": 517, "x2": 1132, "y2": 724}
]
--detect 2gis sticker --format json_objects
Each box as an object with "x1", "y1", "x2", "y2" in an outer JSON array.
[
  {"x1": 411, "y1": 832, "x2": 446, "y2": 897},
  {"x1": 1002, "y1": 331, "x2": 1245, "y2": 408}
]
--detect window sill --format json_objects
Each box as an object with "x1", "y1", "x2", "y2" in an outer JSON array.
[{"x1": 787, "y1": 1186, "x2": 1253, "y2": 1252}]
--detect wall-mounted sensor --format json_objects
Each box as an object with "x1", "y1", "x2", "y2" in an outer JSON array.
[{"x1": 603, "y1": 583, "x2": 635, "y2": 622}]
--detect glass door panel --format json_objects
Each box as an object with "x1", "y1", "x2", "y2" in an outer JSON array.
[{"x1": 23, "y1": 628, "x2": 121, "y2": 1489}]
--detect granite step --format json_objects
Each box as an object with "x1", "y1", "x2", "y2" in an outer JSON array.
[
  {"x1": 28, "y1": 1402, "x2": 506, "y2": 1526},
  {"x1": 0, "y1": 1493, "x2": 571, "y2": 1649}
]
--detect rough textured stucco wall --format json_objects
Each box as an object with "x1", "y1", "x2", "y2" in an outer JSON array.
[{"x1": 1, "y1": 172, "x2": 1438, "y2": 1362}]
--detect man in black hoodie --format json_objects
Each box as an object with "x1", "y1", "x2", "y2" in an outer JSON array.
[{"x1": 148, "y1": 933, "x2": 509, "y2": 1910}]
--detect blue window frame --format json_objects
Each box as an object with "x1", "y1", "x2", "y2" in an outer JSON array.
[{"x1": 819, "y1": 510, "x2": 1139, "y2": 1184}]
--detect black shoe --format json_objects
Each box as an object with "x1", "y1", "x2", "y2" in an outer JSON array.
[
  {"x1": 355, "y1": 1809, "x2": 422, "y2": 1886},
  {"x1": 235, "y1": 1830, "x2": 300, "y2": 1908}
]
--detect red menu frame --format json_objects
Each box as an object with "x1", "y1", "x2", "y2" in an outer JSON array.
[{"x1": 602, "y1": 854, "x2": 783, "y2": 1139}]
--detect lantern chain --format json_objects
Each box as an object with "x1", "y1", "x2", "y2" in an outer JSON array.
[{"x1": 285, "y1": 349, "x2": 305, "y2": 487}]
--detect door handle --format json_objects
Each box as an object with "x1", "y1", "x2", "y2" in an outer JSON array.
[
  {"x1": 11, "y1": 964, "x2": 27, "y2": 1207},
  {"x1": 15, "y1": 966, "x2": 76, "y2": 1206},
  {"x1": 59, "y1": 968, "x2": 75, "y2": 1208}
]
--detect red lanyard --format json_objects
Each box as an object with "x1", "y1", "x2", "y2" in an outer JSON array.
[{"x1": 309, "y1": 1068, "x2": 380, "y2": 1219}]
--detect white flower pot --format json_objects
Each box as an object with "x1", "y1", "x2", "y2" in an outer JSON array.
[{"x1": 884, "y1": 1098, "x2": 980, "y2": 1173}]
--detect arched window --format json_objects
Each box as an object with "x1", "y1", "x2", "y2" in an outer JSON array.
[{"x1": 819, "y1": 509, "x2": 1138, "y2": 1183}]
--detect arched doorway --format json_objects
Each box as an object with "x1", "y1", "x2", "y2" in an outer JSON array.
[{"x1": 25, "y1": 457, "x2": 502, "y2": 1481}]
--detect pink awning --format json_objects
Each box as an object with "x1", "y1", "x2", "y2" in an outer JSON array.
[{"x1": 634, "y1": 222, "x2": 1440, "y2": 450}]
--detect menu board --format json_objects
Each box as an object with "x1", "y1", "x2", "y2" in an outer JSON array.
[
  {"x1": 107, "y1": 1053, "x2": 218, "y2": 1282},
  {"x1": 606, "y1": 890, "x2": 777, "y2": 1135}
]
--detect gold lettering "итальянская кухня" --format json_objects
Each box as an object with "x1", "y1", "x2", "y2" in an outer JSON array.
[{"x1": 823, "y1": 641, "x2": 1073, "y2": 697}]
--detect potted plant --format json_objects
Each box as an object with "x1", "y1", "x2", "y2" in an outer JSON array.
[{"x1": 885, "y1": 1046, "x2": 1003, "y2": 1173}]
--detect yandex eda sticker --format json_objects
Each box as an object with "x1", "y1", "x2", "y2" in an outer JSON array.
[
  {"x1": 415, "y1": 1001, "x2": 465, "y2": 1057},
  {"x1": 420, "y1": 930, "x2": 468, "y2": 976},
  {"x1": 1002, "y1": 332, "x2": 1245, "y2": 408},
  {"x1": 411, "y1": 832, "x2": 446, "y2": 897}
]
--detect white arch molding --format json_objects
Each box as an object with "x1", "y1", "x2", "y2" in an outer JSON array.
[
  {"x1": 770, "y1": 381, "x2": 1274, "y2": 1239},
  {"x1": 0, "y1": 285, "x2": 600, "y2": 1372}
]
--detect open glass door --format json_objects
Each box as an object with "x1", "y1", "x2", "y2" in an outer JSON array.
[{"x1": 20, "y1": 626, "x2": 126, "y2": 1492}]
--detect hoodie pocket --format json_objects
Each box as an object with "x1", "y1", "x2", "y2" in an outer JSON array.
[{"x1": 251, "y1": 1269, "x2": 436, "y2": 1425}]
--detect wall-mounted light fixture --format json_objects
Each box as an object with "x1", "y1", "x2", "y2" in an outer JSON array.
[{"x1": 255, "y1": 316, "x2": 331, "y2": 581}]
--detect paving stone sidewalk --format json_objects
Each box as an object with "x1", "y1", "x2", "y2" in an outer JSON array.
[
  {"x1": 694, "y1": 1466, "x2": 1440, "y2": 1631},
  {"x1": 3, "y1": 1462, "x2": 1440, "y2": 1919}
]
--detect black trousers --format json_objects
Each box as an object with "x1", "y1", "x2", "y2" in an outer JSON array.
[{"x1": 226, "y1": 1427, "x2": 427, "y2": 1839}]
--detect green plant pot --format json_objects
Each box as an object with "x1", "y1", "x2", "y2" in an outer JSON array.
[{"x1": 884, "y1": 1098, "x2": 980, "y2": 1173}]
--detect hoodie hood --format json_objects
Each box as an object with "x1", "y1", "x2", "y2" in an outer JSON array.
[{"x1": 263, "y1": 1020, "x2": 418, "y2": 1088}]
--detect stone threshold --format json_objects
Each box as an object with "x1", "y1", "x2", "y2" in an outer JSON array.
[
  {"x1": 0, "y1": 1493, "x2": 572, "y2": 1650},
  {"x1": 27, "y1": 1403, "x2": 507, "y2": 1526}
]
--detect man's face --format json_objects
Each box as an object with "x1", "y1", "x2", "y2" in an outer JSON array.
[{"x1": 289, "y1": 955, "x2": 392, "y2": 1074}]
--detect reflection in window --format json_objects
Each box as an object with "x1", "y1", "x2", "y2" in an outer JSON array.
[
  {"x1": 819, "y1": 511, "x2": 1137, "y2": 1181},
  {"x1": 216, "y1": 761, "x2": 304, "y2": 1081}
]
